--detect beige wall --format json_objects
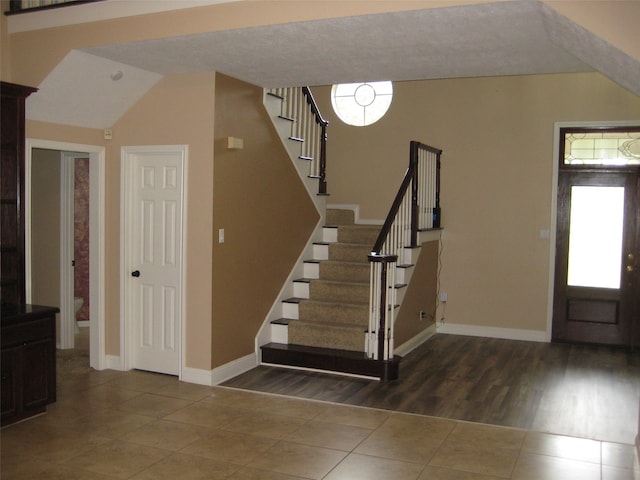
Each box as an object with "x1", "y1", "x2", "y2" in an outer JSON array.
[
  {"x1": 395, "y1": 240, "x2": 439, "y2": 345},
  {"x1": 30, "y1": 148, "x2": 61, "y2": 336},
  {"x1": 110, "y1": 72, "x2": 216, "y2": 369},
  {"x1": 212, "y1": 73, "x2": 318, "y2": 366},
  {"x1": 312, "y1": 72, "x2": 640, "y2": 335}
]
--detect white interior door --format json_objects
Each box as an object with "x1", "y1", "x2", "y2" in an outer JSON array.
[{"x1": 122, "y1": 146, "x2": 186, "y2": 376}]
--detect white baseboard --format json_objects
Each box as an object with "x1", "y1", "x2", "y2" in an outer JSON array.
[
  {"x1": 436, "y1": 322, "x2": 548, "y2": 342},
  {"x1": 395, "y1": 324, "x2": 437, "y2": 356},
  {"x1": 181, "y1": 353, "x2": 258, "y2": 386},
  {"x1": 105, "y1": 354, "x2": 124, "y2": 370}
]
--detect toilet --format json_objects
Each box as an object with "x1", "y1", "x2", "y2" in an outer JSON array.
[{"x1": 74, "y1": 297, "x2": 84, "y2": 333}]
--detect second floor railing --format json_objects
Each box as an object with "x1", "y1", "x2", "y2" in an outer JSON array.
[
  {"x1": 7, "y1": 0, "x2": 103, "y2": 14},
  {"x1": 367, "y1": 140, "x2": 442, "y2": 361},
  {"x1": 269, "y1": 87, "x2": 329, "y2": 195}
]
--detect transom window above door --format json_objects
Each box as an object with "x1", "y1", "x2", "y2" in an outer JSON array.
[{"x1": 562, "y1": 128, "x2": 640, "y2": 166}]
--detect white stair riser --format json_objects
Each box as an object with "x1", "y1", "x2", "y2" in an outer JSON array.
[
  {"x1": 271, "y1": 323, "x2": 288, "y2": 344},
  {"x1": 282, "y1": 302, "x2": 299, "y2": 319},
  {"x1": 322, "y1": 227, "x2": 338, "y2": 243},
  {"x1": 293, "y1": 282, "x2": 310, "y2": 298},
  {"x1": 313, "y1": 243, "x2": 329, "y2": 260},
  {"x1": 304, "y1": 262, "x2": 320, "y2": 278}
]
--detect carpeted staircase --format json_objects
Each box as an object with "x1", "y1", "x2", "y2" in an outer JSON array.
[
  {"x1": 288, "y1": 208, "x2": 378, "y2": 352},
  {"x1": 261, "y1": 208, "x2": 401, "y2": 380}
]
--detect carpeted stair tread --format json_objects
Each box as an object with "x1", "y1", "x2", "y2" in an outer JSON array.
[
  {"x1": 309, "y1": 279, "x2": 369, "y2": 304},
  {"x1": 298, "y1": 299, "x2": 368, "y2": 325},
  {"x1": 288, "y1": 319, "x2": 366, "y2": 352},
  {"x1": 326, "y1": 209, "x2": 355, "y2": 226},
  {"x1": 319, "y1": 261, "x2": 370, "y2": 283},
  {"x1": 328, "y1": 243, "x2": 372, "y2": 263},
  {"x1": 337, "y1": 224, "x2": 381, "y2": 244}
]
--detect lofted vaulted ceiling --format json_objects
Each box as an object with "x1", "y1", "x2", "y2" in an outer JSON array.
[{"x1": 26, "y1": 0, "x2": 640, "y2": 129}]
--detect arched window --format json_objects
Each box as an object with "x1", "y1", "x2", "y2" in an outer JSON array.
[{"x1": 331, "y1": 81, "x2": 393, "y2": 126}]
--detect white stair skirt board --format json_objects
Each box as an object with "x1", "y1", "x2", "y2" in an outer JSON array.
[
  {"x1": 181, "y1": 353, "x2": 257, "y2": 386},
  {"x1": 436, "y1": 323, "x2": 548, "y2": 343},
  {"x1": 303, "y1": 262, "x2": 320, "y2": 278}
]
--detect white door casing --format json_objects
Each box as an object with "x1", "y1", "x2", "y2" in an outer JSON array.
[
  {"x1": 121, "y1": 145, "x2": 186, "y2": 376},
  {"x1": 25, "y1": 140, "x2": 106, "y2": 370}
]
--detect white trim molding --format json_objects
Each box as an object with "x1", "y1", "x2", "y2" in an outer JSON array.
[
  {"x1": 181, "y1": 353, "x2": 258, "y2": 386},
  {"x1": 395, "y1": 324, "x2": 437, "y2": 357},
  {"x1": 25, "y1": 139, "x2": 106, "y2": 370},
  {"x1": 437, "y1": 322, "x2": 547, "y2": 343}
]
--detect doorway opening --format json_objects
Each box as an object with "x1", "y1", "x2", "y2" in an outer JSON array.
[
  {"x1": 26, "y1": 139, "x2": 106, "y2": 369},
  {"x1": 552, "y1": 125, "x2": 640, "y2": 346}
]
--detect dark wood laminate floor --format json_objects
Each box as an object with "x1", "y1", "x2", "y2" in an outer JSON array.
[{"x1": 223, "y1": 334, "x2": 640, "y2": 444}]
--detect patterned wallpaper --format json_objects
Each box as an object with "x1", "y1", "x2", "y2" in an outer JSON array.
[{"x1": 74, "y1": 158, "x2": 90, "y2": 322}]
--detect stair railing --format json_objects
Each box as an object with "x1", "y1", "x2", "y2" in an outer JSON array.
[
  {"x1": 269, "y1": 87, "x2": 329, "y2": 195},
  {"x1": 367, "y1": 140, "x2": 442, "y2": 361}
]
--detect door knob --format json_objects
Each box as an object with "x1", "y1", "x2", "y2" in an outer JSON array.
[{"x1": 131, "y1": 270, "x2": 140, "y2": 277}]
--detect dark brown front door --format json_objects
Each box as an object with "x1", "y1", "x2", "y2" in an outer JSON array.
[{"x1": 553, "y1": 169, "x2": 639, "y2": 346}]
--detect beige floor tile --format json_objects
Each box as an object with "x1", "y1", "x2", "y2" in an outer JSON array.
[
  {"x1": 162, "y1": 400, "x2": 243, "y2": 428},
  {"x1": 64, "y1": 408, "x2": 157, "y2": 438},
  {"x1": 61, "y1": 440, "x2": 171, "y2": 479},
  {"x1": 522, "y1": 431, "x2": 601, "y2": 464},
  {"x1": 354, "y1": 424, "x2": 445, "y2": 464},
  {"x1": 180, "y1": 429, "x2": 278, "y2": 465},
  {"x1": 221, "y1": 410, "x2": 309, "y2": 439},
  {"x1": 602, "y1": 465, "x2": 640, "y2": 480},
  {"x1": 248, "y1": 440, "x2": 348, "y2": 479},
  {"x1": 148, "y1": 381, "x2": 217, "y2": 401},
  {"x1": 128, "y1": 452, "x2": 240, "y2": 479},
  {"x1": 1, "y1": 458, "x2": 119, "y2": 480},
  {"x1": 379, "y1": 412, "x2": 457, "y2": 439},
  {"x1": 1, "y1": 422, "x2": 112, "y2": 462},
  {"x1": 101, "y1": 370, "x2": 176, "y2": 393},
  {"x1": 418, "y1": 465, "x2": 505, "y2": 479},
  {"x1": 114, "y1": 392, "x2": 193, "y2": 418},
  {"x1": 64, "y1": 384, "x2": 144, "y2": 409},
  {"x1": 312, "y1": 403, "x2": 391, "y2": 429},
  {"x1": 446, "y1": 422, "x2": 526, "y2": 450},
  {"x1": 603, "y1": 442, "x2": 640, "y2": 470},
  {"x1": 323, "y1": 452, "x2": 425, "y2": 480},
  {"x1": 429, "y1": 441, "x2": 520, "y2": 478},
  {"x1": 286, "y1": 419, "x2": 373, "y2": 451},
  {"x1": 228, "y1": 466, "x2": 309, "y2": 479},
  {"x1": 512, "y1": 452, "x2": 601, "y2": 480},
  {"x1": 221, "y1": 391, "x2": 328, "y2": 420},
  {"x1": 122, "y1": 419, "x2": 210, "y2": 450}
]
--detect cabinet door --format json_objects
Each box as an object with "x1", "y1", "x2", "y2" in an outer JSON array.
[
  {"x1": 1, "y1": 347, "x2": 20, "y2": 422},
  {"x1": 21, "y1": 339, "x2": 51, "y2": 410}
]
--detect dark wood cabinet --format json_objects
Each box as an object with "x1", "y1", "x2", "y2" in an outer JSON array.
[
  {"x1": 1, "y1": 304, "x2": 58, "y2": 426},
  {"x1": 1, "y1": 81, "x2": 37, "y2": 306}
]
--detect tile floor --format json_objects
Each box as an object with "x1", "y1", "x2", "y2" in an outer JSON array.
[{"x1": 1, "y1": 335, "x2": 640, "y2": 479}]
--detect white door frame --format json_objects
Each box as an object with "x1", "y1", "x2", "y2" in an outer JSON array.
[
  {"x1": 120, "y1": 145, "x2": 187, "y2": 377},
  {"x1": 25, "y1": 139, "x2": 106, "y2": 370}
]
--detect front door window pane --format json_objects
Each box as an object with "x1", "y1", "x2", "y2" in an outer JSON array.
[{"x1": 567, "y1": 186, "x2": 624, "y2": 289}]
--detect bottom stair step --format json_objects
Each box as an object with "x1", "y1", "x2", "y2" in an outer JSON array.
[{"x1": 260, "y1": 342, "x2": 401, "y2": 381}]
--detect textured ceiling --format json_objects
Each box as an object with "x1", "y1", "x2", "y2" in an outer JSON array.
[{"x1": 26, "y1": 1, "x2": 640, "y2": 129}]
